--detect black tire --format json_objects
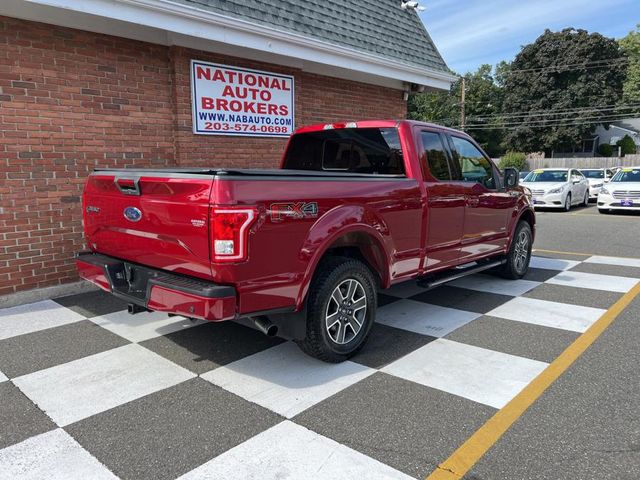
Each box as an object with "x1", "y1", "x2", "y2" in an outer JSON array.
[
  {"x1": 599, "y1": 208, "x2": 610, "y2": 215},
  {"x1": 564, "y1": 193, "x2": 572, "y2": 211},
  {"x1": 499, "y1": 221, "x2": 533, "y2": 279},
  {"x1": 296, "y1": 256, "x2": 376, "y2": 363},
  {"x1": 582, "y1": 190, "x2": 589, "y2": 207}
]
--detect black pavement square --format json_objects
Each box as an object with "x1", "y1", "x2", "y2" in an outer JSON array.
[
  {"x1": 294, "y1": 372, "x2": 495, "y2": 479},
  {"x1": 445, "y1": 315, "x2": 579, "y2": 364},
  {"x1": 524, "y1": 283, "x2": 622, "y2": 309},
  {"x1": 54, "y1": 290, "x2": 128, "y2": 318},
  {"x1": 66, "y1": 378, "x2": 281, "y2": 480},
  {"x1": 410, "y1": 285, "x2": 513, "y2": 314},
  {"x1": 352, "y1": 323, "x2": 436, "y2": 369},
  {"x1": 522, "y1": 267, "x2": 563, "y2": 282},
  {"x1": 569, "y1": 261, "x2": 640, "y2": 279},
  {"x1": 378, "y1": 292, "x2": 402, "y2": 307},
  {"x1": 139, "y1": 321, "x2": 284, "y2": 374},
  {"x1": 0, "y1": 320, "x2": 129, "y2": 378},
  {"x1": 0, "y1": 382, "x2": 56, "y2": 449}
]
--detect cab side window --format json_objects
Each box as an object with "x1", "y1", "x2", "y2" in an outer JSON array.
[
  {"x1": 420, "y1": 131, "x2": 450, "y2": 181},
  {"x1": 449, "y1": 136, "x2": 496, "y2": 189}
]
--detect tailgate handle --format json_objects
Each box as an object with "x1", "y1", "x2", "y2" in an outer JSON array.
[{"x1": 115, "y1": 177, "x2": 141, "y2": 196}]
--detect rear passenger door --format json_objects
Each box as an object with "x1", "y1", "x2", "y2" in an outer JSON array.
[
  {"x1": 447, "y1": 134, "x2": 516, "y2": 261},
  {"x1": 418, "y1": 129, "x2": 465, "y2": 270}
]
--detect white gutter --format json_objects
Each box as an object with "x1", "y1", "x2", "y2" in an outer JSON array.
[{"x1": 23, "y1": 0, "x2": 456, "y2": 89}]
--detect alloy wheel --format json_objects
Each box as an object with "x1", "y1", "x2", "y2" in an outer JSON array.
[
  {"x1": 325, "y1": 278, "x2": 367, "y2": 345},
  {"x1": 514, "y1": 229, "x2": 530, "y2": 273}
]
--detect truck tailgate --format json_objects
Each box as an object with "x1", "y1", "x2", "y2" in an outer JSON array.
[{"x1": 83, "y1": 172, "x2": 214, "y2": 280}]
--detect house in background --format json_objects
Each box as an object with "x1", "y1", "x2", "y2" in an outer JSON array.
[{"x1": 595, "y1": 119, "x2": 640, "y2": 153}]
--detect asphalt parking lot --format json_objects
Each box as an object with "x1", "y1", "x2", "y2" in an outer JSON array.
[{"x1": 0, "y1": 205, "x2": 639, "y2": 480}]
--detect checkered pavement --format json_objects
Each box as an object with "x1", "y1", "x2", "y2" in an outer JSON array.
[{"x1": 1, "y1": 254, "x2": 638, "y2": 479}]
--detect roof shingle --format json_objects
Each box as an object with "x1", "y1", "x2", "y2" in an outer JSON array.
[{"x1": 175, "y1": 0, "x2": 450, "y2": 74}]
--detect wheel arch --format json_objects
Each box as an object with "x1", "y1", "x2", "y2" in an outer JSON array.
[{"x1": 295, "y1": 223, "x2": 392, "y2": 310}]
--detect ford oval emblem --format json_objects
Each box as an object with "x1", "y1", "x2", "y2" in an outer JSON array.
[{"x1": 123, "y1": 206, "x2": 142, "y2": 222}]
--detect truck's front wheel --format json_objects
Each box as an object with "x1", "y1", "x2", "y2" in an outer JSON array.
[{"x1": 297, "y1": 257, "x2": 376, "y2": 363}]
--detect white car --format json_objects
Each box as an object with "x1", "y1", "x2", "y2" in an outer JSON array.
[
  {"x1": 579, "y1": 168, "x2": 615, "y2": 200},
  {"x1": 521, "y1": 168, "x2": 590, "y2": 211},
  {"x1": 598, "y1": 167, "x2": 640, "y2": 214}
]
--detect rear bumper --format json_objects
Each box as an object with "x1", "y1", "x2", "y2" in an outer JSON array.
[{"x1": 76, "y1": 252, "x2": 236, "y2": 321}]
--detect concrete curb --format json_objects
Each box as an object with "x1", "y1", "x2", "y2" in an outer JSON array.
[{"x1": 0, "y1": 281, "x2": 99, "y2": 309}]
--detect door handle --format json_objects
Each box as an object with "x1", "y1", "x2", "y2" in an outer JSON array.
[{"x1": 467, "y1": 197, "x2": 479, "y2": 207}]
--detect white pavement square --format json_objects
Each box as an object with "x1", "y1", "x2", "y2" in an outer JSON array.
[
  {"x1": 487, "y1": 297, "x2": 606, "y2": 333},
  {"x1": 13, "y1": 344, "x2": 195, "y2": 426},
  {"x1": 201, "y1": 342, "x2": 375, "y2": 418},
  {"x1": 584, "y1": 255, "x2": 640, "y2": 269},
  {"x1": 0, "y1": 429, "x2": 117, "y2": 480},
  {"x1": 0, "y1": 300, "x2": 85, "y2": 341},
  {"x1": 0, "y1": 369, "x2": 7, "y2": 383},
  {"x1": 546, "y1": 271, "x2": 639, "y2": 293},
  {"x1": 530, "y1": 256, "x2": 580, "y2": 271},
  {"x1": 382, "y1": 339, "x2": 548, "y2": 409},
  {"x1": 177, "y1": 420, "x2": 413, "y2": 480},
  {"x1": 382, "y1": 280, "x2": 427, "y2": 299},
  {"x1": 377, "y1": 299, "x2": 480, "y2": 337},
  {"x1": 448, "y1": 275, "x2": 540, "y2": 296},
  {"x1": 90, "y1": 310, "x2": 205, "y2": 343}
]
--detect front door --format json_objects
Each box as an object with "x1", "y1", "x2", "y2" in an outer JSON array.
[
  {"x1": 447, "y1": 134, "x2": 517, "y2": 262},
  {"x1": 418, "y1": 129, "x2": 466, "y2": 271}
]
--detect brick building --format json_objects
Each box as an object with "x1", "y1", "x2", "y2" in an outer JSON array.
[{"x1": 0, "y1": 0, "x2": 453, "y2": 299}]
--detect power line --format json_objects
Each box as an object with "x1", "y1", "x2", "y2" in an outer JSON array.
[
  {"x1": 500, "y1": 58, "x2": 629, "y2": 75},
  {"x1": 463, "y1": 112, "x2": 640, "y2": 129},
  {"x1": 465, "y1": 110, "x2": 640, "y2": 127},
  {"x1": 461, "y1": 113, "x2": 640, "y2": 130},
  {"x1": 465, "y1": 103, "x2": 640, "y2": 121},
  {"x1": 458, "y1": 57, "x2": 629, "y2": 78},
  {"x1": 433, "y1": 103, "x2": 640, "y2": 126}
]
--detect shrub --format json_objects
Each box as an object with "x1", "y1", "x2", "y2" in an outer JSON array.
[
  {"x1": 499, "y1": 151, "x2": 528, "y2": 171},
  {"x1": 617, "y1": 135, "x2": 637, "y2": 156},
  {"x1": 598, "y1": 143, "x2": 614, "y2": 157}
]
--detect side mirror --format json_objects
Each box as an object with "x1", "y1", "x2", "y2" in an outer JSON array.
[{"x1": 504, "y1": 168, "x2": 519, "y2": 189}]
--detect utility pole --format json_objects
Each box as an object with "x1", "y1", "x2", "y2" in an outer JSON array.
[{"x1": 460, "y1": 77, "x2": 466, "y2": 131}]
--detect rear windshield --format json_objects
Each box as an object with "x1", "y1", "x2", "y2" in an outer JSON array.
[
  {"x1": 523, "y1": 170, "x2": 568, "y2": 182},
  {"x1": 611, "y1": 169, "x2": 640, "y2": 182},
  {"x1": 283, "y1": 128, "x2": 405, "y2": 175},
  {"x1": 580, "y1": 170, "x2": 604, "y2": 179}
]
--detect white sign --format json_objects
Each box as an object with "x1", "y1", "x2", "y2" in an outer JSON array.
[{"x1": 190, "y1": 60, "x2": 295, "y2": 137}]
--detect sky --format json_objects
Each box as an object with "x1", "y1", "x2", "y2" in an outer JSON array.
[{"x1": 420, "y1": 0, "x2": 640, "y2": 75}]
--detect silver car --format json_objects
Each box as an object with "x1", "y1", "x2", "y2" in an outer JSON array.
[{"x1": 521, "y1": 168, "x2": 590, "y2": 211}]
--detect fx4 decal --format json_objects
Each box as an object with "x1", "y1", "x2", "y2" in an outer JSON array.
[{"x1": 269, "y1": 202, "x2": 318, "y2": 222}]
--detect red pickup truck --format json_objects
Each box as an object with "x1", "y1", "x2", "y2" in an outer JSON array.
[{"x1": 77, "y1": 120, "x2": 534, "y2": 362}]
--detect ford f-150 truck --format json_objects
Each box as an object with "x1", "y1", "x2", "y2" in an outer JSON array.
[{"x1": 77, "y1": 120, "x2": 534, "y2": 362}]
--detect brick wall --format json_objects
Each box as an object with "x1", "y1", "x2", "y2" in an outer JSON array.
[{"x1": 0, "y1": 16, "x2": 406, "y2": 296}]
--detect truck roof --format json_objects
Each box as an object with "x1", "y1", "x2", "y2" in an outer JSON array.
[{"x1": 293, "y1": 119, "x2": 469, "y2": 137}]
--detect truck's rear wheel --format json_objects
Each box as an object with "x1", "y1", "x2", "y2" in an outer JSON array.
[
  {"x1": 498, "y1": 221, "x2": 532, "y2": 279},
  {"x1": 296, "y1": 257, "x2": 376, "y2": 363}
]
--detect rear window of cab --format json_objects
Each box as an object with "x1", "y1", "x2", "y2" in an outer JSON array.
[{"x1": 283, "y1": 128, "x2": 405, "y2": 175}]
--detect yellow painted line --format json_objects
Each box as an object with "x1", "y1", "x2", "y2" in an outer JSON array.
[{"x1": 426, "y1": 281, "x2": 640, "y2": 480}]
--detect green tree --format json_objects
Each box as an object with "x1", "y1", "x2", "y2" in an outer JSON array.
[
  {"x1": 499, "y1": 151, "x2": 528, "y2": 171},
  {"x1": 620, "y1": 25, "x2": 640, "y2": 103},
  {"x1": 617, "y1": 135, "x2": 637, "y2": 156},
  {"x1": 501, "y1": 28, "x2": 626, "y2": 153},
  {"x1": 408, "y1": 64, "x2": 505, "y2": 156}
]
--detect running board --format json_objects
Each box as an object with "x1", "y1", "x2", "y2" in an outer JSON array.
[{"x1": 416, "y1": 258, "x2": 506, "y2": 291}]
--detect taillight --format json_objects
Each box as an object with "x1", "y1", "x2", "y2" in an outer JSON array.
[{"x1": 210, "y1": 207, "x2": 257, "y2": 262}]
